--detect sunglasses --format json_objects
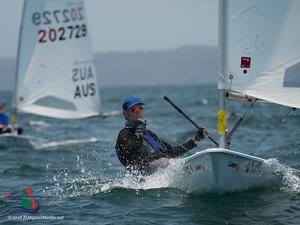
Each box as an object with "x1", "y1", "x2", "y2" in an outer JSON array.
[{"x1": 130, "y1": 105, "x2": 144, "y2": 113}]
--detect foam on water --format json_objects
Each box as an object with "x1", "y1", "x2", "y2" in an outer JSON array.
[
  {"x1": 44, "y1": 158, "x2": 188, "y2": 198},
  {"x1": 111, "y1": 158, "x2": 186, "y2": 191},
  {"x1": 264, "y1": 158, "x2": 300, "y2": 192},
  {"x1": 30, "y1": 120, "x2": 51, "y2": 127}
]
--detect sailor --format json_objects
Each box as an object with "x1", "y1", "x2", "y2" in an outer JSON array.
[
  {"x1": 0, "y1": 102, "x2": 11, "y2": 133},
  {"x1": 0, "y1": 102, "x2": 23, "y2": 134},
  {"x1": 115, "y1": 96, "x2": 208, "y2": 175}
]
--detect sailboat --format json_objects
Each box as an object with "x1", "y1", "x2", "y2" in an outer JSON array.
[
  {"x1": 179, "y1": 0, "x2": 300, "y2": 193},
  {"x1": 0, "y1": 0, "x2": 104, "y2": 148}
]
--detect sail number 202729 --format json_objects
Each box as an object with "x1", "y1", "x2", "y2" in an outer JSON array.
[
  {"x1": 38, "y1": 25, "x2": 87, "y2": 43},
  {"x1": 32, "y1": 7, "x2": 87, "y2": 43}
]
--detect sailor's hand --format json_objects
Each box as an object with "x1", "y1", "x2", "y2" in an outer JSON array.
[
  {"x1": 134, "y1": 119, "x2": 146, "y2": 138},
  {"x1": 193, "y1": 128, "x2": 209, "y2": 143}
]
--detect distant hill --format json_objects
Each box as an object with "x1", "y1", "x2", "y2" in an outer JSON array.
[
  {"x1": 0, "y1": 45, "x2": 217, "y2": 90},
  {"x1": 95, "y1": 45, "x2": 217, "y2": 87}
]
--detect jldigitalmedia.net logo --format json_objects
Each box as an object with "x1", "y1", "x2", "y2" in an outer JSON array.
[
  {"x1": 1, "y1": 184, "x2": 65, "y2": 221},
  {"x1": 1, "y1": 184, "x2": 41, "y2": 214},
  {"x1": 7, "y1": 215, "x2": 64, "y2": 221}
]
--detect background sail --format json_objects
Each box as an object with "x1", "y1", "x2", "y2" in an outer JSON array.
[
  {"x1": 219, "y1": 0, "x2": 300, "y2": 109},
  {"x1": 15, "y1": 0, "x2": 101, "y2": 119}
]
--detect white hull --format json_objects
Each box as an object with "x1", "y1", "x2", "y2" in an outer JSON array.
[{"x1": 179, "y1": 148, "x2": 282, "y2": 193}]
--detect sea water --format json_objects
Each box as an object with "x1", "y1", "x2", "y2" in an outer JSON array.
[{"x1": 0, "y1": 84, "x2": 300, "y2": 225}]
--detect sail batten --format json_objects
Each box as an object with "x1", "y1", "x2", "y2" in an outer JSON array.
[
  {"x1": 16, "y1": 0, "x2": 101, "y2": 119},
  {"x1": 219, "y1": 0, "x2": 300, "y2": 109}
]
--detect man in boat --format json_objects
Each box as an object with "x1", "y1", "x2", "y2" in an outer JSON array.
[
  {"x1": 115, "y1": 95, "x2": 208, "y2": 175},
  {"x1": 0, "y1": 102, "x2": 23, "y2": 134},
  {"x1": 0, "y1": 102, "x2": 11, "y2": 133}
]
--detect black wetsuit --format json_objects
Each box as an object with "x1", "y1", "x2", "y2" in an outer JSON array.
[{"x1": 115, "y1": 124, "x2": 197, "y2": 175}]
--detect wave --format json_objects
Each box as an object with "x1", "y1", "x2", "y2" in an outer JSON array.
[
  {"x1": 43, "y1": 158, "x2": 196, "y2": 198},
  {"x1": 2, "y1": 164, "x2": 46, "y2": 176},
  {"x1": 42, "y1": 156, "x2": 300, "y2": 200},
  {"x1": 264, "y1": 158, "x2": 300, "y2": 192},
  {"x1": 30, "y1": 120, "x2": 51, "y2": 127}
]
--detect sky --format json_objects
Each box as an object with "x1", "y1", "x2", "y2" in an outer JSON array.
[{"x1": 0, "y1": 0, "x2": 218, "y2": 58}]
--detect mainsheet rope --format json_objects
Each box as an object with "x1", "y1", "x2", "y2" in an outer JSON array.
[
  {"x1": 146, "y1": 121, "x2": 191, "y2": 153},
  {"x1": 254, "y1": 107, "x2": 296, "y2": 151}
]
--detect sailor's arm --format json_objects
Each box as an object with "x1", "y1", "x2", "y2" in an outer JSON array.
[{"x1": 162, "y1": 128, "x2": 208, "y2": 157}]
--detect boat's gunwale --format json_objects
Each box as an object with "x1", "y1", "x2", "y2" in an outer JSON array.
[{"x1": 184, "y1": 148, "x2": 266, "y2": 163}]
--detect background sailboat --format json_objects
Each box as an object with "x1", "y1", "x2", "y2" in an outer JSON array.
[
  {"x1": 179, "y1": 0, "x2": 300, "y2": 193},
  {"x1": 0, "y1": 0, "x2": 105, "y2": 148},
  {"x1": 16, "y1": 0, "x2": 101, "y2": 119}
]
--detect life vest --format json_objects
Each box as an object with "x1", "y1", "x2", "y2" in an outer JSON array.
[
  {"x1": 143, "y1": 130, "x2": 166, "y2": 156},
  {"x1": 0, "y1": 113, "x2": 9, "y2": 126},
  {"x1": 115, "y1": 122, "x2": 166, "y2": 160}
]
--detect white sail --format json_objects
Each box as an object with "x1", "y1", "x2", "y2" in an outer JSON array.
[
  {"x1": 219, "y1": 0, "x2": 300, "y2": 109},
  {"x1": 15, "y1": 0, "x2": 101, "y2": 119}
]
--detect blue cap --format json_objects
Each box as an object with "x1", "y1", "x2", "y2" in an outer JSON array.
[
  {"x1": 122, "y1": 96, "x2": 144, "y2": 110},
  {"x1": 0, "y1": 101, "x2": 5, "y2": 107}
]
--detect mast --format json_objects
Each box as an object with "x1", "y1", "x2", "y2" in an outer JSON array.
[
  {"x1": 218, "y1": 0, "x2": 228, "y2": 148},
  {"x1": 12, "y1": 0, "x2": 27, "y2": 127}
]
